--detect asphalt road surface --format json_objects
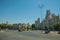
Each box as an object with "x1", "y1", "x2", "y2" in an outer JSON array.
[{"x1": 0, "y1": 30, "x2": 60, "y2": 40}]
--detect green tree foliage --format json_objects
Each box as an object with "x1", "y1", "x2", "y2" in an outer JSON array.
[
  {"x1": 53, "y1": 23, "x2": 60, "y2": 31},
  {"x1": 53, "y1": 23, "x2": 60, "y2": 27},
  {"x1": 0, "y1": 23, "x2": 12, "y2": 29},
  {"x1": 31, "y1": 24, "x2": 35, "y2": 30}
]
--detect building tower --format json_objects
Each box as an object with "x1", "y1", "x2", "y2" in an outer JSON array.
[
  {"x1": 46, "y1": 9, "x2": 51, "y2": 19},
  {"x1": 45, "y1": 9, "x2": 51, "y2": 29},
  {"x1": 35, "y1": 18, "x2": 40, "y2": 29}
]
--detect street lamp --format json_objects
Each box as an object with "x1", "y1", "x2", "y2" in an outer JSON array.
[
  {"x1": 39, "y1": 4, "x2": 44, "y2": 22},
  {"x1": 39, "y1": 4, "x2": 44, "y2": 30}
]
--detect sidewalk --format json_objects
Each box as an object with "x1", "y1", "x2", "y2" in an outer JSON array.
[
  {"x1": 0, "y1": 30, "x2": 5, "y2": 32},
  {"x1": 48, "y1": 31, "x2": 59, "y2": 35}
]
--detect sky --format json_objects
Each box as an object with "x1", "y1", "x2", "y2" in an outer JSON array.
[{"x1": 0, "y1": 0, "x2": 60, "y2": 24}]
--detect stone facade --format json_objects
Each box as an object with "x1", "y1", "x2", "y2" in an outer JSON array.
[
  {"x1": 40, "y1": 10, "x2": 60, "y2": 30},
  {"x1": 35, "y1": 18, "x2": 40, "y2": 29}
]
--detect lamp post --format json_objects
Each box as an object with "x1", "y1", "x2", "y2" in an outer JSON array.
[
  {"x1": 39, "y1": 4, "x2": 44, "y2": 22},
  {"x1": 58, "y1": 8, "x2": 60, "y2": 34},
  {"x1": 39, "y1": 4, "x2": 44, "y2": 34}
]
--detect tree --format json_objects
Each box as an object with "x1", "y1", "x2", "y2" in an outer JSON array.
[
  {"x1": 53, "y1": 23, "x2": 60, "y2": 31},
  {"x1": 0, "y1": 23, "x2": 12, "y2": 29},
  {"x1": 31, "y1": 24, "x2": 35, "y2": 30}
]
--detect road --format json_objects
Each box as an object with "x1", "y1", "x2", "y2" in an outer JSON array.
[{"x1": 0, "y1": 30, "x2": 60, "y2": 40}]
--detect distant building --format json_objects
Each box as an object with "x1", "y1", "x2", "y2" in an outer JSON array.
[
  {"x1": 27, "y1": 23, "x2": 30, "y2": 28},
  {"x1": 46, "y1": 9, "x2": 52, "y2": 20},
  {"x1": 12, "y1": 23, "x2": 29, "y2": 31},
  {"x1": 40, "y1": 9, "x2": 60, "y2": 30},
  {"x1": 6, "y1": 21, "x2": 9, "y2": 24},
  {"x1": 35, "y1": 18, "x2": 40, "y2": 29},
  {"x1": 13, "y1": 23, "x2": 21, "y2": 29}
]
